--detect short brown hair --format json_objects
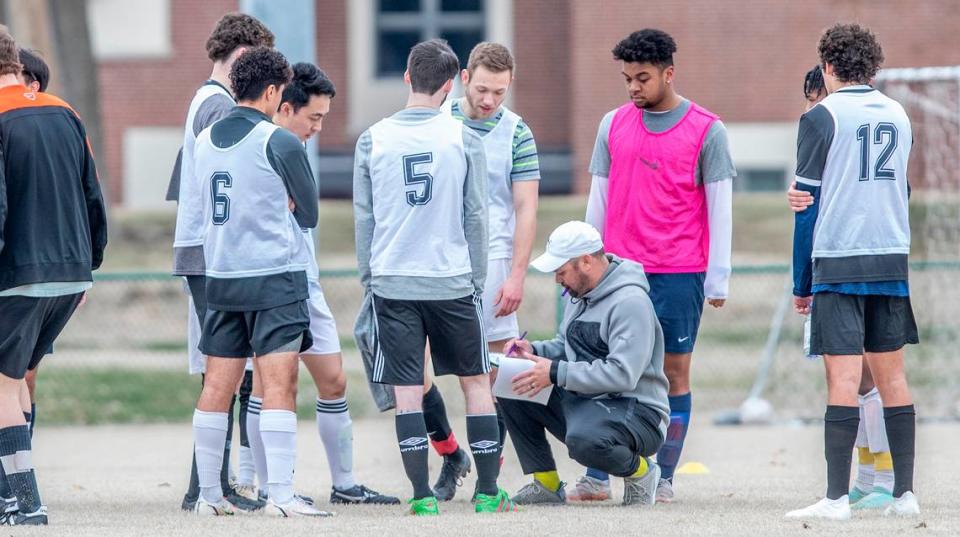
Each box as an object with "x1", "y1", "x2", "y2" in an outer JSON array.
[
  {"x1": 466, "y1": 42, "x2": 514, "y2": 76},
  {"x1": 407, "y1": 39, "x2": 459, "y2": 95},
  {"x1": 206, "y1": 13, "x2": 274, "y2": 63},
  {"x1": 0, "y1": 26, "x2": 21, "y2": 77},
  {"x1": 818, "y1": 23, "x2": 884, "y2": 84}
]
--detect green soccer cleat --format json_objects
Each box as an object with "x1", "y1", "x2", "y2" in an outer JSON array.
[
  {"x1": 848, "y1": 486, "x2": 871, "y2": 504},
  {"x1": 407, "y1": 496, "x2": 439, "y2": 516},
  {"x1": 852, "y1": 488, "x2": 894, "y2": 510},
  {"x1": 474, "y1": 488, "x2": 518, "y2": 513}
]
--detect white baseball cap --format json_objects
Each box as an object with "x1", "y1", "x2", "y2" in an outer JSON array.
[{"x1": 530, "y1": 221, "x2": 604, "y2": 273}]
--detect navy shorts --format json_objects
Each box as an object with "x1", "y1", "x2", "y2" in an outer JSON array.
[{"x1": 646, "y1": 272, "x2": 705, "y2": 354}]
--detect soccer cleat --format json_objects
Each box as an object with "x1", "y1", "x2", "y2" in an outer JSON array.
[
  {"x1": 180, "y1": 493, "x2": 198, "y2": 512},
  {"x1": 224, "y1": 486, "x2": 265, "y2": 512},
  {"x1": 330, "y1": 484, "x2": 401, "y2": 505},
  {"x1": 883, "y1": 491, "x2": 920, "y2": 517},
  {"x1": 258, "y1": 489, "x2": 315, "y2": 506},
  {"x1": 193, "y1": 497, "x2": 236, "y2": 516},
  {"x1": 655, "y1": 478, "x2": 675, "y2": 504},
  {"x1": 785, "y1": 496, "x2": 851, "y2": 520},
  {"x1": 433, "y1": 448, "x2": 472, "y2": 502},
  {"x1": 265, "y1": 496, "x2": 334, "y2": 518},
  {"x1": 848, "y1": 486, "x2": 871, "y2": 505},
  {"x1": 233, "y1": 484, "x2": 259, "y2": 502},
  {"x1": 510, "y1": 481, "x2": 566, "y2": 505},
  {"x1": 474, "y1": 488, "x2": 518, "y2": 513},
  {"x1": 623, "y1": 461, "x2": 661, "y2": 506},
  {"x1": 852, "y1": 488, "x2": 894, "y2": 510},
  {"x1": 0, "y1": 505, "x2": 47, "y2": 526},
  {"x1": 567, "y1": 475, "x2": 612, "y2": 502},
  {"x1": 407, "y1": 496, "x2": 440, "y2": 516}
]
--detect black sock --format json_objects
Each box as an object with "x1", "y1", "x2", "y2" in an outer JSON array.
[
  {"x1": 494, "y1": 403, "x2": 507, "y2": 457},
  {"x1": 824, "y1": 405, "x2": 859, "y2": 500},
  {"x1": 221, "y1": 394, "x2": 236, "y2": 493},
  {"x1": 28, "y1": 403, "x2": 35, "y2": 439},
  {"x1": 396, "y1": 412, "x2": 432, "y2": 499},
  {"x1": 422, "y1": 385, "x2": 453, "y2": 443},
  {"x1": 467, "y1": 414, "x2": 501, "y2": 496},
  {"x1": 884, "y1": 404, "x2": 916, "y2": 497},
  {"x1": 22, "y1": 413, "x2": 30, "y2": 429},
  {"x1": 238, "y1": 371, "x2": 252, "y2": 449},
  {"x1": 0, "y1": 425, "x2": 40, "y2": 512},
  {"x1": 185, "y1": 450, "x2": 200, "y2": 502}
]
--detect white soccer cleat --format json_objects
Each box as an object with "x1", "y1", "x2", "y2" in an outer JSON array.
[
  {"x1": 785, "y1": 496, "x2": 851, "y2": 520},
  {"x1": 883, "y1": 491, "x2": 920, "y2": 517},
  {"x1": 265, "y1": 496, "x2": 335, "y2": 518},
  {"x1": 234, "y1": 484, "x2": 259, "y2": 502},
  {"x1": 193, "y1": 497, "x2": 236, "y2": 516}
]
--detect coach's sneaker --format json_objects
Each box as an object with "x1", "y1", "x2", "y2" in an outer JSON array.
[
  {"x1": 655, "y1": 478, "x2": 675, "y2": 504},
  {"x1": 511, "y1": 481, "x2": 566, "y2": 505},
  {"x1": 193, "y1": 497, "x2": 236, "y2": 516},
  {"x1": 433, "y1": 448, "x2": 471, "y2": 502},
  {"x1": 331, "y1": 484, "x2": 401, "y2": 505},
  {"x1": 224, "y1": 486, "x2": 265, "y2": 512},
  {"x1": 883, "y1": 491, "x2": 920, "y2": 517},
  {"x1": 623, "y1": 461, "x2": 661, "y2": 506},
  {"x1": 407, "y1": 496, "x2": 440, "y2": 516},
  {"x1": 474, "y1": 488, "x2": 518, "y2": 513},
  {"x1": 265, "y1": 496, "x2": 334, "y2": 518},
  {"x1": 567, "y1": 475, "x2": 612, "y2": 502},
  {"x1": 785, "y1": 496, "x2": 851, "y2": 520},
  {"x1": 852, "y1": 487, "x2": 894, "y2": 510},
  {"x1": 0, "y1": 505, "x2": 47, "y2": 526}
]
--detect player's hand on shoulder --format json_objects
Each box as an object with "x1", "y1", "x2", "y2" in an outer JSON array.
[{"x1": 787, "y1": 182, "x2": 814, "y2": 213}]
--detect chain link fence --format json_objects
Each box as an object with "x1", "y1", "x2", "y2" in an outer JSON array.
[{"x1": 38, "y1": 263, "x2": 959, "y2": 424}]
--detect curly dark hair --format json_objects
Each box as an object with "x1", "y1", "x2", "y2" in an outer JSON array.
[
  {"x1": 281, "y1": 63, "x2": 336, "y2": 111},
  {"x1": 818, "y1": 23, "x2": 884, "y2": 84},
  {"x1": 229, "y1": 46, "x2": 292, "y2": 102},
  {"x1": 19, "y1": 48, "x2": 49, "y2": 92},
  {"x1": 803, "y1": 64, "x2": 824, "y2": 99},
  {"x1": 612, "y1": 29, "x2": 676, "y2": 68},
  {"x1": 206, "y1": 13, "x2": 274, "y2": 62},
  {"x1": 0, "y1": 26, "x2": 21, "y2": 77}
]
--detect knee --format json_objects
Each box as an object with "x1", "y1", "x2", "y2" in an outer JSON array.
[
  {"x1": 318, "y1": 371, "x2": 347, "y2": 400},
  {"x1": 395, "y1": 385, "x2": 424, "y2": 412},
  {"x1": 565, "y1": 429, "x2": 611, "y2": 466}
]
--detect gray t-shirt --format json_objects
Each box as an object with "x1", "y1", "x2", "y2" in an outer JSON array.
[
  {"x1": 588, "y1": 98, "x2": 737, "y2": 184},
  {"x1": 353, "y1": 107, "x2": 488, "y2": 300}
]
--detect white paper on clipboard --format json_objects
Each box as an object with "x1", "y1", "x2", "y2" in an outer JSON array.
[{"x1": 492, "y1": 355, "x2": 552, "y2": 405}]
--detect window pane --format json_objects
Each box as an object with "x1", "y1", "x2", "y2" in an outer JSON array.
[
  {"x1": 441, "y1": 0, "x2": 482, "y2": 12},
  {"x1": 441, "y1": 30, "x2": 484, "y2": 66},
  {"x1": 378, "y1": 30, "x2": 420, "y2": 75},
  {"x1": 379, "y1": 0, "x2": 420, "y2": 13}
]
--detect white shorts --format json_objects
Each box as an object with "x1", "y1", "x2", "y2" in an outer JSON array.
[
  {"x1": 303, "y1": 278, "x2": 341, "y2": 356},
  {"x1": 481, "y1": 258, "x2": 520, "y2": 343}
]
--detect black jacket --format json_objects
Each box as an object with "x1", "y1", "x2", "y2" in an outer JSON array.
[{"x1": 0, "y1": 84, "x2": 107, "y2": 291}]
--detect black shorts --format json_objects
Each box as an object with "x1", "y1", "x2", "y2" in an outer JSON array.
[
  {"x1": 810, "y1": 292, "x2": 919, "y2": 355},
  {"x1": 185, "y1": 275, "x2": 207, "y2": 321},
  {"x1": 199, "y1": 300, "x2": 312, "y2": 358},
  {"x1": 0, "y1": 293, "x2": 83, "y2": 379},
  {"x1": 371, "y1": 294, "x2": 490, "y2": 386}
]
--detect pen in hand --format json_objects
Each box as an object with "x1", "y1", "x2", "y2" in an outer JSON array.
[{"x1": 506, "y1": 330, "x2": 528, "y2": 357}]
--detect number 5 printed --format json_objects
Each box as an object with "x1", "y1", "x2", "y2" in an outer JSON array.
[
  {"x1": 403, "y1": 152, "x2": 433, "y2": 206},
  {"x1": 211, "y1": 171, "x2": 232, "y2": 225}
]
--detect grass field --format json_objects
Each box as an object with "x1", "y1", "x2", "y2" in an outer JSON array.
[{"x1": 30, "y1": 419, "x2": 958, "y2": 536}]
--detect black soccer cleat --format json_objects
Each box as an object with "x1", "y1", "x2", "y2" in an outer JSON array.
[
  {"x1": 330, "y1": 484, "x2": 400, "y2": 505},
  {"x1": 433, "y1": 448, "x2": 472, "y2": 502},
  {"x1": 0, "y1": 505, "x2": 47, "y2": 526},
  {"x1": 224, "y1": 486, "x2": 265, "y2": 512},
  {"x1": 180, "y1": 493, "x2": 198, "y2": 512}
]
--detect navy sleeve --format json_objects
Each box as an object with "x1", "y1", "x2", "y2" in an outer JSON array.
[
  {"x1": 266, "y1": 128, "x2": 318, "y2": 229},
  {"x1": 796, "y1": 104, "x2": 834, "y2": 182},
  {"x1": 0, "y1": 144, "x2": 6, "y2": 257},
  {"x1": 792, "y1": 182, "x2": 820, "y2": 297}
]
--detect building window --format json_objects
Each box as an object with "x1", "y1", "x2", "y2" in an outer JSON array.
[
  {"x1": 88, "y1": 0, "x2": 171, "y2": 59},
  {"x1": 376, "y1": 0, "x2": 486, "y2": 76}
]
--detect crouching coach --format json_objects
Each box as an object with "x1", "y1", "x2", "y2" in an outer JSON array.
[{"x1": 499, "y1": 221, "x2": 669, "y2": 507}]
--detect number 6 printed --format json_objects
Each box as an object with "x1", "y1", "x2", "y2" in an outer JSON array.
[{"x1": 211, "y1": 171, "x2": 232, "y2": 225}]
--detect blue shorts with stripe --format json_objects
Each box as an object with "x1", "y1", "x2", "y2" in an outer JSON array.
[
  {"x1": 647, "y1": 272, "x2": 706, "y2": 354},
  {"x1": 370, "y1": 293, "x2": 490, "y2": 386}
]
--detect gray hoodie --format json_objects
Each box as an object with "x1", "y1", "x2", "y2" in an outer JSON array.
[{"x1": 532, "y1": 255, "x2": 670, "y2": 436}]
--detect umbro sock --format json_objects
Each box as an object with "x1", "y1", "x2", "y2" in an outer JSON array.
[
  {"x1": 28, "y1": 403, "x2": 35, "y2": 438},
  {"x1": 534, "y1": 470, "x2": 561, "y2": 492},
  {"x1": 422, "y1": 386, "x2": 458, "y2": 456},
  {"x1": 467, "y1": 414, "x2": 501, "y2": 496},
  {"x1": 193, "y1": 410, "x2": 228, "y2": 504},
  {"x1": 260, "y1": 410, "x2": 298, "y2": 505},
  {"x1": 884, "y1": 405, "x2": 916, "y2": 497},
  {"x1": 395, "y1": 411, "x2": 432, "y2": 499},
  {"x1": 0, "y1": 426, "x2": 40, "y2": 513},
  {"x1": 824, "y1": 405, "x2": 860, "y2": 500},
  {"x1": 316, "y1": 397, "x2": 356, "y2": 490},
  {"x1": 853, "y1": 447, "x2": 875, "y2": 492},
  {"x1": 246, "y1": 397, "x2": 269, "y2": 489},
  {"x1": 657, "y1": 392, "x2": 692, "y2": 482}
]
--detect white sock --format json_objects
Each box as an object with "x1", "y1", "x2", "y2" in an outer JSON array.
[
  {"x1": 193, "y1": 410, "x2": 228, "y2": 504},
  {"x1": 260, "y1": 409, "x2": 297, "y2": 505},
  {"x1": 246, "y1": 397, "x2": 269, "y2": 490},
  {"x1": 316, "y1": 397, "x2": 356, "y2": 490},
  {"x1": 237, "y1": 445, "x2": 256, "y2": 487}
]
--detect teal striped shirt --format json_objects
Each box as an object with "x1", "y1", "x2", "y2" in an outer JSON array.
[{"x1": 451, "y1": 99, "x2": 540, "y2": 182}]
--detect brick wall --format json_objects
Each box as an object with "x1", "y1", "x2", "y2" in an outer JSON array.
[{"x1": 315, "y1": 0, "x2": 349, "y2": 151}]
